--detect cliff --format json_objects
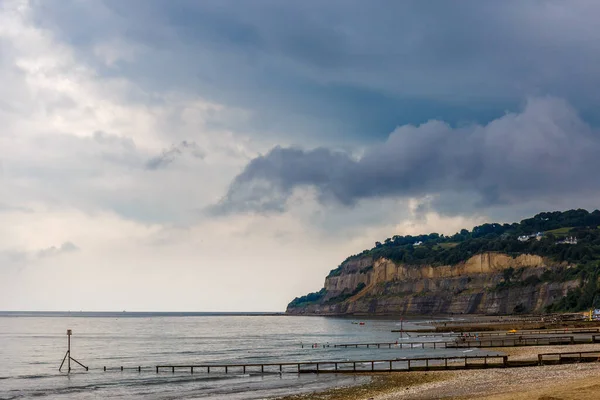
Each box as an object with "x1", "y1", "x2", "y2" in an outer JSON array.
[
  {"x1": 287, "y1": 209, "x2": 600, "y2": 315},
  {"x1": 286, "y1": 252, "x2": 580, "y2": 315}
]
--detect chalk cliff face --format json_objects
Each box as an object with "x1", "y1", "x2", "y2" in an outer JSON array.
[{"x1": 286, "y1": 252, "x2": 579, "y2": 315}]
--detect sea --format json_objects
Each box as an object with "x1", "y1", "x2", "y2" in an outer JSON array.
[{"x1": 0, "y1": 312, "x2": 497, "y2": 399}]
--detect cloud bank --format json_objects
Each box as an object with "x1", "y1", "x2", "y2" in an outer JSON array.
[{"x1": 217, "y1": 97, "x2": 599, "y2": 214}]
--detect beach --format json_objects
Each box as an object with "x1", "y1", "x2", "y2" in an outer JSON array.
[
  {"x1": 279, "y1": 342, "x2": 600, "y2": 399},
  {"x1": 280, "y1": 355, "x2": 600, "y2": 399}
]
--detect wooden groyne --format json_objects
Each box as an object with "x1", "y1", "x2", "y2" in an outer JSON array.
[
  {"x1": 397, "y1": 328, "x2": 600, "y2": 336},
  {"x1": 327, "y1": 335, "x2": 600, "y2": 349},
  {"x1": 153, "y1": 354, "x2": 508, "y2": 374},
  {"x1": 332, "y1": 341, "x2": 449, "y2": 349},
  {"x1": 446, "y1": 336, "x2": 576, "y2": 348},
  {"x1": 538, "y1": 350, "x2": 600, "y2": 365},
  {"x1": 98, "y1": 349, "x2": 600, "y2": 376}
]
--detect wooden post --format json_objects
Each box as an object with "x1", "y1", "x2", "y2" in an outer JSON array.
[
  {"x1": 389, "y1": 361, "x2": 392, "y2": 371},
  {"x1": 68, "y1": 330, "x2": 71, "y2": 373},
  {"x1": 407, "y1": 359, "x2": 411, "y2": 371},
  {"x1": 261, "y1": 365, "x2": 264, "y2": 373},
  {"x1": 138, "y1": 366, "x2": 141, "y2": 373},
  {"x1": 335, "y1": 362, "x2": 338, "y2": 371},
  {"x1": 243, "y1": 366, "x2": 245, "y2": 373},
  {"x1": 425, "y1": 359, "x2": 429, "y2": 371},
  {"x1": 171, "y1": 367, "x2": 174, "y2": 373},
  {"x1": 297, "y1": 364, "x2": 300, "y2": 373},
  {"x1": 353, "y1": 362, "x2": 356, "y2": 371},
  {"x1": 279, "y1": 364, "x2": 282, "y2": 373},
  {"x1": 371, "y1": 361, "x2": 374, "y2": 371},
  {"x1": 121, "y1": 366, "x2": 124, "y2": 371},
  {"x1": 316, "y1": 363, "x2": 319, "y2": 372},
  {"x1": 225, "y1": 366, "x2": 228, "y2": 374},
  {"x1": 156, "y1": 366, "x2": 159, "y2": 373},
  {"x1": 191, "y1": 366, "x2": 193, "y2": 374},
  {"x1": 445, "y1": 358, "x2": 448, "y2": 369},
  {"x1": 208, "y1": 366, "x2": 210, "y2": 373},
  {"x1": 104, "y1": 366, "x2": 106, "y2": 371}
]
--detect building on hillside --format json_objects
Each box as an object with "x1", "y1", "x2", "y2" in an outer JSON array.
[
  {"x1": 413, "y1": 241, "x2": 423, "y2": 246},
  {"x1": 535, "y1": 232, "x2": 544, "y2": 241},
  {"x1": 557, "y1": 236, "x2": 578, "y2": 245},
  {"x1": 518, "y1": 232, "x2": 544, "y2": 242}
]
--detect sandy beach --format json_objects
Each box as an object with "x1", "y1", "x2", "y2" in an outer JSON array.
[{"x1": 279, "y1": 343, "x2": 600, "y2": 400}]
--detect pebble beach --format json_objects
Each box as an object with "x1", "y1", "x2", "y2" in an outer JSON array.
[{"x1": 279, "y1": 340, "x2": 600, "y2": 399}]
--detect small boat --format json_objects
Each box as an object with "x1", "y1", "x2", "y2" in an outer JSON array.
[{"x1": 359, "y1": 322, "x2": 365, "y2": 325}]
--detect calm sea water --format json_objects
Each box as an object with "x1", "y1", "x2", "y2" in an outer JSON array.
[{"x1": 0, "y1": 313, "x2": 496, "y2": 399}]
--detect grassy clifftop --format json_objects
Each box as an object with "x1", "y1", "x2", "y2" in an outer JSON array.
[{"x1": 327, "y1": 209, "x2": 600, "y2": 277}]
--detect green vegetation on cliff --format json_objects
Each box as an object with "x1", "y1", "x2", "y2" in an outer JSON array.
[
  {"x1": 327, "y1": 209, "x2": 600, "y2": 277},
  {"x1": 288, "y1": 288, "x2": 327, "y2": 308}
]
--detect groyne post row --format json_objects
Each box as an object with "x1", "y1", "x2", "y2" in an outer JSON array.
[
  {"x1": 320, "y1": 335, "x2": 585, "y2": 349},
  {"x1": 398, "y1": 328, "x2": 600, "y2": 336},
  {"x1": 538, "y1": 350, "x2": 600, "y2": 366},
  {"x1": 153, "y1": 354, "x2": 508, "y2": 374},
  {"x1": 101, "y1": 350, "x2": 600, "y2": 375}
]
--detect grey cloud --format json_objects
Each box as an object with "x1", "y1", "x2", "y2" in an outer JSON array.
[
  {"x1": 29, "y1": 1, "x2": 600, "y2": 140},
  {"x1": 1, "y1": 242, "x2": 80, "y2": 268},
  {"x1": 37, "y1": 242, "x2": 80, "y2": 258},
  {"x1": 146, "y1": 141, "x2": 205, "y2": 170},
  {"x1": 216, "y1": 97, "x2": 600, "y2": 214}
]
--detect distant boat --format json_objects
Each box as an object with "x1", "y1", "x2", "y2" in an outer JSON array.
[{"x1": 359, "y1": 322, "x2": 365, "y2": 325}]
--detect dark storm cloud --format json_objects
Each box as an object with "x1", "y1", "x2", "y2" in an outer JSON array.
[
  {"x1": 29, "y1": 1, "x2": 600, "y2": 140},
  {"x1": 215, "y1": 97, "x2": 600, "y2": 213},
  {"x1": 145, "y1": 141, "x2": 205, "y2": 170}
]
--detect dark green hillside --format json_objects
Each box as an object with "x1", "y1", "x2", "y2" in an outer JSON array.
[{"x1": 327, "y1": 209, "x2": 600, "y2": 277}]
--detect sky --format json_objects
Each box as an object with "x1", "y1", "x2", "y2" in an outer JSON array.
[{"x1": 2, "y1": 0, "x2": 600, "y2": 311}]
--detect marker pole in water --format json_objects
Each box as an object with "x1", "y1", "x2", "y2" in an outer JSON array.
[
  {"x1": 400, "y1": 318, "x2": 403, "y2": 340},
  {"x1": 59, "y1": 329, "x2": 88, "y2": 373}
]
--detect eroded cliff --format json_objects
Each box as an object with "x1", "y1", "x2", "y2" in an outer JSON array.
[{"x1": 287, "y1": 252, "x2": 579, "y2": 315}]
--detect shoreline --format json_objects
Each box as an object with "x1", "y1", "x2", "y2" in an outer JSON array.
[{"x1": 277, "y1": 343, "x2": 600, "y2": 400}]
